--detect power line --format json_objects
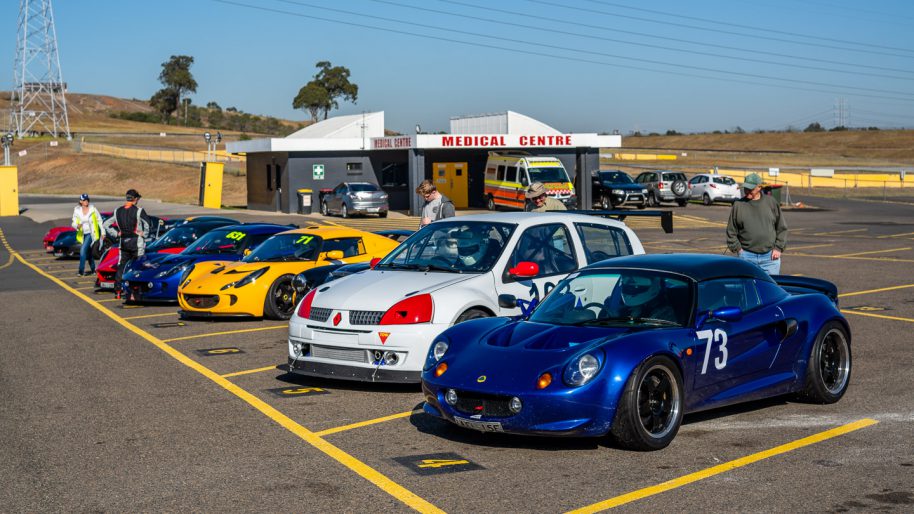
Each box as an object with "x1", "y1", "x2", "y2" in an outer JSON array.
[
  {"x1": 578, "y1": 0, "x2": 914, "y2": 56},
  {"x1": 263, "y1": 0, "x2": 914, "y2": 100},
  {"x1": 440, "y1": 0, "x2": 914, "y2": 77}
]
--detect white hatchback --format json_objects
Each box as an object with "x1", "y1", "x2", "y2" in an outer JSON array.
[
  {"x1": 689, "y1": 174, "x2": 741, "y2": 205},
  {"x1": 287, "y1": 212, "x2": 646, "y2": 383}
]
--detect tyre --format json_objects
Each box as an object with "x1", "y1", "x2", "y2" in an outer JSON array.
[
  {"x1": 600, "y1": 194, "x2": 612, "y2": 210},
  {"x1": 611, "y1": 355, "x2": 684, "y2": 451},
  {"x1": 797, "y1": 321, "x2": 851, "y2": 404},
  {"x1": 636, "y1": 202, "x2": 646, "y2": 210},
  {"x1": 647, "y1": 192, "x2": 659, "y2": 207},
  {"x1": 486, "y1": 195, "x2": 496, "y2": 211},
  {"x1": 379, "y1": 211, "x2": 388, "y2": 218},
  {"x1": 676, "y1": 199, "x2": 688, "y2": 207},
  {"x1": 320, "y1": 202, "x2": 329, "y2": 216},
  {"x1": 703, "y1": 193, "x2": 712, "y2": 206},
  {"x1": 671, "y1": 180, "x2": 687, "y2": 197},
  {"x1": 341, "y1": 203, "x2": 349, "y2": 219},
  {"x1": 455, "y1": 308, "x2": 490, "y2": 324},
  {"x1": 262, "y1": 274, "x2": 297, "y2": 320}
]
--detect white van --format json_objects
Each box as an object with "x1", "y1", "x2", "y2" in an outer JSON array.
[{"x1": 483, "y1": 152, "x2": 576, "y2": 210}]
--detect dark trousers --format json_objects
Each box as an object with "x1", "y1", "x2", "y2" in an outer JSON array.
[{"x1": 116, "y1": 246, "x2": 139, "y2": 292}]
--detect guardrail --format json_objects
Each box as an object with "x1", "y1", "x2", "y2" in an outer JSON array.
[{"x1": 78, "y1": 141, "x2": 245, "y2": 164}]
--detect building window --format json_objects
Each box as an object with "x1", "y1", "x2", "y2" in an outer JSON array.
[
  {"x1": 346, "y1": 162, "x2": 363, "y2": 171},
  {"x1": 266, "y1": 164, "x2": 273, "y2": 191},
  {"x1": 381, "y1": 162, "x2": 408, "y2": 188}
]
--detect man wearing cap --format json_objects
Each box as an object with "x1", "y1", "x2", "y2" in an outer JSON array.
[
  {"x1": 525, "y1": 182, "x2": 567, "y2": 212},
  {"x1": 102, "y1": 189, "x2": 153, "y2": 299},
  {"x1": 726, "y1": 173, "x2": 788, "y2": 275}
]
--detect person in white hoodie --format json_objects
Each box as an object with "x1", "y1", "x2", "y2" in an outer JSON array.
[{"x1": 71, "y1": 193, "x2": 103, "y2": 276}]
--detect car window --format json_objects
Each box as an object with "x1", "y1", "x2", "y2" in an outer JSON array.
[
  {"x1": 755, "y1": 279, "x2": 789, "y2": 305},
  {"x1": 496, "y1": 165, "x2": 506, "y2": 181},
  {"x1": 697, "y1": 278, "x2": 763, "y2": 313},
  {"x1": 508, "y1": 224, "x2": 577, "y2": 278},
  {"x1": 505, "y1": 165, "x2": 518, "y2": 183},
  {"x1": 663, "y1": 173, "x2": 686, "y2": 181},
  {"x1": 601, "y1": 171, "x2": 633, "y2": 184},
  {"x1": 713, "y1": 176, "x2": 736, "y2": 185},
  {"x1": 349, "y1": 183, "x2": 379, "y2": 192},
  {"x1": 378, "y1": 221, "x2": 515, "y2": 273},
  {"x1": 322, "y1": 237, "x2": 365, "y2": 258},
  {"x1": 574, "y1": 223, "x2": 634, "y2": 264}
]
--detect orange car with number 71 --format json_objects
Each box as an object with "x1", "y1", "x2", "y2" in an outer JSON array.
[{"x1": 178, "y1": 226, "x2": 399, "y2": 319}]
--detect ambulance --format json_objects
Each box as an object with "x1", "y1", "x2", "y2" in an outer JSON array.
[{"x1": 483, "y1": 152, "x2": 577, "y2": 210}]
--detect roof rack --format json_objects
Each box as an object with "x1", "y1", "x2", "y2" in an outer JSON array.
[{"x1": 565, "y1": 209, "x2": 673, "y2": 234}]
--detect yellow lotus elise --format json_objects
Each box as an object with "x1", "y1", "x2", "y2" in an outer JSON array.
[{"x1": 177, "y1": 226, "x2": 399, "y2": 319}]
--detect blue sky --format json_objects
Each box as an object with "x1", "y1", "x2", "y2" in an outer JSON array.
[{"x1": 5, "y1": 0, "x2": 914, "y2": 134}]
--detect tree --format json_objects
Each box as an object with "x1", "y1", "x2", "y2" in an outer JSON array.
[
  {"x1": 158, "y1": 55, "x2": 198, "y2": 125},
  {"x1": 804, "y1": 122, "x2": 825, "y2": 132},
  {"x1": 150, "y1": 88, "x2": 178, "y2": 124},
  {"x1": 206, "y1": 101, "x2": 222, "y2": 111},
  {"x1": 293, "y1": 80, "x2": 331, "y2": 121}
]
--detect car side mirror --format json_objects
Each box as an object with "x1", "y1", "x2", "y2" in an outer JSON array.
[
  {"x1": 498, "y1": 294, "x2": 518, "y2": 309},
  {"x1": 243, "y1": 248, "x2": 252, "y2": 256},
  {"x1": 508, "y1": 261, "x2": 539, "y2": 278},
  {"x1": 324, "y1": 250, "x2": 344, "y2": 261},
  {"x1": 369, "y1": 257, "x2": 382, "y2": 269},
  {"x1": 696, "y1": 306, "x2": 743, "y2": 329}
]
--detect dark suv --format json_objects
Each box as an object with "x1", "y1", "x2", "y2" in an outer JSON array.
[
  {"x1": 634, "y1": 170, "x2": 690, "y2": 207},
  {"x1": 591, "y1": 170, "x2": 647, "y2": 209}
]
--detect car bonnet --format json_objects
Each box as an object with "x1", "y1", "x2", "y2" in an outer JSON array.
[{"x1": 311, "y1": 270, "x2": 477, "y2": 312}]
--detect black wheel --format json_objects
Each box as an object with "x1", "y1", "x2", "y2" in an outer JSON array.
[
  {"x1": 798, "y1": 321, "x2": 851, "y2": 404},
  {"x1": 611, "y1": 356, "x2": 683, "y2": 451},
  {"x1": 600, "y1": 194, "x2": 612, "y2": 210},
  {"x1": 341, "y1": 204, "x2": 349, "y2": 219},
  {"x1": 703, "y1": 193, "x2": 712, "y2": 206},
  {"x1": 263, "y1": 274, "x2": 296, "y2": 320},
  {"x1": 455, "y1": 308, "x2": 490, "y2": 324},
  {"x1": 379, "y1": 211, "x2": 388, "y2": 218},
  {"x1": 676, "y1": 198, "x2": 688, "y2": 207},
  {"x1": 486, "y1": 195, "x2": 496, "y2": 211},
  {"x1": 647, "y1": 192, "x2": 659, "y2": 207},
  {"x1": 320, "y1": 201, "x2": 329, "y2": 216},
  {"x1": 636, "y1": 202, "x2": 646, "y2": 209},
  {"x1": 671, "y1": 180, "x2": 688, "y2": 197}
]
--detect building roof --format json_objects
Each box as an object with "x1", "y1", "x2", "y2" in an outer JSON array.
[
  {"x1": 449, "y1": 111, "x2": 560, "y2": 135},
  {"x1": 286, "y1": 111, "x2": 384, "y2": 139}
]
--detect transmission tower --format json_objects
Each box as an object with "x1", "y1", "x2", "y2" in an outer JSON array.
[
  {"x1": 10, "y1": 0, "x2": 71, "y2": 139},
  {"x1": 834, "y1": 98, "x2": 848, "y2": 129}
]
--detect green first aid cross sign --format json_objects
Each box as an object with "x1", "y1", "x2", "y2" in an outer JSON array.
[{"x1": 313, "y1": 164, "x2": 325, "y2": 180}]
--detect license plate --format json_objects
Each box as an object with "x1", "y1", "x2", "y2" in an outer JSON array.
[
  {"x1": 630, "y1": 195, "x2": 642, "y2": 200},
  {"x1": 99, "y1": 282, "x2": 114, "y2": 289},
  {"x1": 54, "y1": 252, "x2": 62, "y2": 257},
  {"x1": 367, "y1": 207, "x2": 379, "y2": 212},
  {"x1": 453, "y1": 417, "x2": 504, "y2": 432}
]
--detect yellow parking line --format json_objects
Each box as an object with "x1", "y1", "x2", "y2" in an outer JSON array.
[
  {"x1": 0, "y1": 253, "x2": 14, "y2": 271},
  {"x1": 75, "y1": 286, "x2": 96, "y2": 291},
  {"x1": 123, "y1": 312, "x2": 179, "y2": 320},
  {"x1": 839, "y1": 283, "x2": 914, "y2": 298},
  {"x1": 787, "y1": 243, "x2": 834, "y2": 251},
  {"x1": 877, "y1": 231, "x2": 914, "y2": 239},
  {"x1": 841, "y1": 310, "x2": 914, "y2": 323},
  {"x1": 832, "y1": 247, "x2": 911, "y2": 258},
  {"x1": 790, "y1": 252, "x2": 914, "y2": 263},
  {"x1": 566, "y1": 419, "x2": 878, "y2": 513},
  {"x1": 812, "y1": 228, "x2": 867, "y2": 236},
  {"x1": 161, "y1": 324, "x2": 287, "y2": 343},
  {"x1": 315, "y1": 409, "x2": 423, "y2": 437},
  {"x1": 1, "y1": 230, "x2": 444, "y2": 514},
  {"x1": 97, "y1": 298, "x2": 121, "y2": 303},
  {"x1": 221, "y1": 365, "x2": 281, "y2": 378}
]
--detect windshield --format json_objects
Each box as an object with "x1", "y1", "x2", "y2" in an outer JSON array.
[
  {"x1": 528, "y1": 166, "x2": 570, "y2": 183},
  {"x1": 148, "y1": 225, "x2": 201, "y2": 249},
  {"x1": 184, "y1": 229, "x2": 249, "y2": 255},
  {"x1": 243, "y1": 233, "x2": 322, "y2": 263},
  {"x1": 349, "y1": 183, "x2": 379, "y2": 192},
  {"x1": 713, "y1": 176, "x2": 736, "y2": 185},
  {"x1": 377, "y1": 221, "x2": 515, "y2": 273},
  {"x1": 529, "y1": 270, "x2": 693, "y2": 327},
  {"x1": 600, "y1": 171, "x2": 634, "y2": 184}
]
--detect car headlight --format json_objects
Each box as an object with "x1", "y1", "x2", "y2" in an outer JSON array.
[
  {"x1": 425, "y1": 337, "x2": 449, "y2": 371},
  {"x1": 641, "y1": 189, "x2": 648, "y2": 194},
  {"x1": 221, "y1": 267, "x2": 269, "y2": 290},
  {"x1": 179, "y1": 264, "x2": 196, "y2": 289},
  {"x1": 563, "y1": 352, "x2": 602, "y2": 387},
  {"x1": 154, "y1": 262, "x2": 190, "y2": 279},
  {"x1": 611, "y1": 189, "x2": 624, "y2": 195}
]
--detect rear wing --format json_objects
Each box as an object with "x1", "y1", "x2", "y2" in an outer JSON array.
[
  {"x1": 566, "y1": 210, "x2": 673, "y2": 234},
  {"x1": 772, "y1": 275, "x2": 839, "y2": 305}
]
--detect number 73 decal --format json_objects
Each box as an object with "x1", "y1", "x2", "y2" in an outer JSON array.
[{"x1": 697, "y1": 329, "x2": 729, "y2": 374}]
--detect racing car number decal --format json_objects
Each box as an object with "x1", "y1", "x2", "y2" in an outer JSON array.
[
  {"x1": 697, "y1": 328, "x2": 729, "y2": 374},
  {"x1": 295, "y1": 235, "x2": 314, "y2": 245},
  {"x1": 225, "y1": 231, "x2": 247, "y2": 241}
]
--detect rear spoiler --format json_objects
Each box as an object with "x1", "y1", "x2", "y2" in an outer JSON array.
[
  {"x1": 566, "y1": 210, "x2": 673, "y2": 234},
  {"x1": 772, "y1": 275, "x2": 839, "y2": 305}
]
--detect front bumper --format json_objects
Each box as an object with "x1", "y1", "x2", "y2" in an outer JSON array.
[
  {"x1": 124, "y1": 279, "x2": 179, "y2": 302},
  {"x1": 178, "y1": 289, "x2": 259, "y2": 317},
  {"x1": 348, "y1": 200, "x2": 389, "y2": 214},
  {"x1": 288, "y1": 357, "x2": 420, "y2": 383},
  {"x1": 610, "y1": 192, "x2": 645, "y2": 207}
]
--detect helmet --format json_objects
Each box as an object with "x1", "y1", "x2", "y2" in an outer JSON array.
[
  {"x1": 436, "y1": 237, "x2": 458, "y2": 259},
  {"x1": 620, "y1": 274, "x2": 660, "y2": 307}
]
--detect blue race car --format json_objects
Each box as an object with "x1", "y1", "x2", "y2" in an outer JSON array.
[
  {"x1": 421, "y1": 254, "x2": 851, "y2": 450},
  {"x1": 121, "y1": 223, "x2": 294, "y2": 303}
]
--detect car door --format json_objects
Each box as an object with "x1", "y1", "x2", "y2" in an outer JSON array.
[
  {"x1": 688, "y1": 278, "x2": 786, "y2": 407},
  {"x1": 689, "y1": 176, "x2": 706, "y2": 199},
  {"x1": 329, "y1": 184, "x2": 345, "y2": 213},
  {"x1": 498, "y1": 223, "x2": 581, "y2": 313}
]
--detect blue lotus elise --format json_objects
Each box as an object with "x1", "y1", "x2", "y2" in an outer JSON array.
[
  {"x1": 421, "y1": 254, "x2": 851, "y2": 450},
  {"x1": 121, "y1": 223, "x2": 293, "y2": 302}
]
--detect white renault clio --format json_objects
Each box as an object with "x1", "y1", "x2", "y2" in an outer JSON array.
[{"x1": 288, "y1": 212, "x2": 646, "y2": 383}]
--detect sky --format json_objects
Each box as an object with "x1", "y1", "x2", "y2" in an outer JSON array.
[{"x1": 4, "y1": 0, "x2": 914, "y2": 135}]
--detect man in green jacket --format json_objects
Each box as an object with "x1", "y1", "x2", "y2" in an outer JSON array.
[{"x1": 726, "y1": 173, "x2": 787, "y2": 275}]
